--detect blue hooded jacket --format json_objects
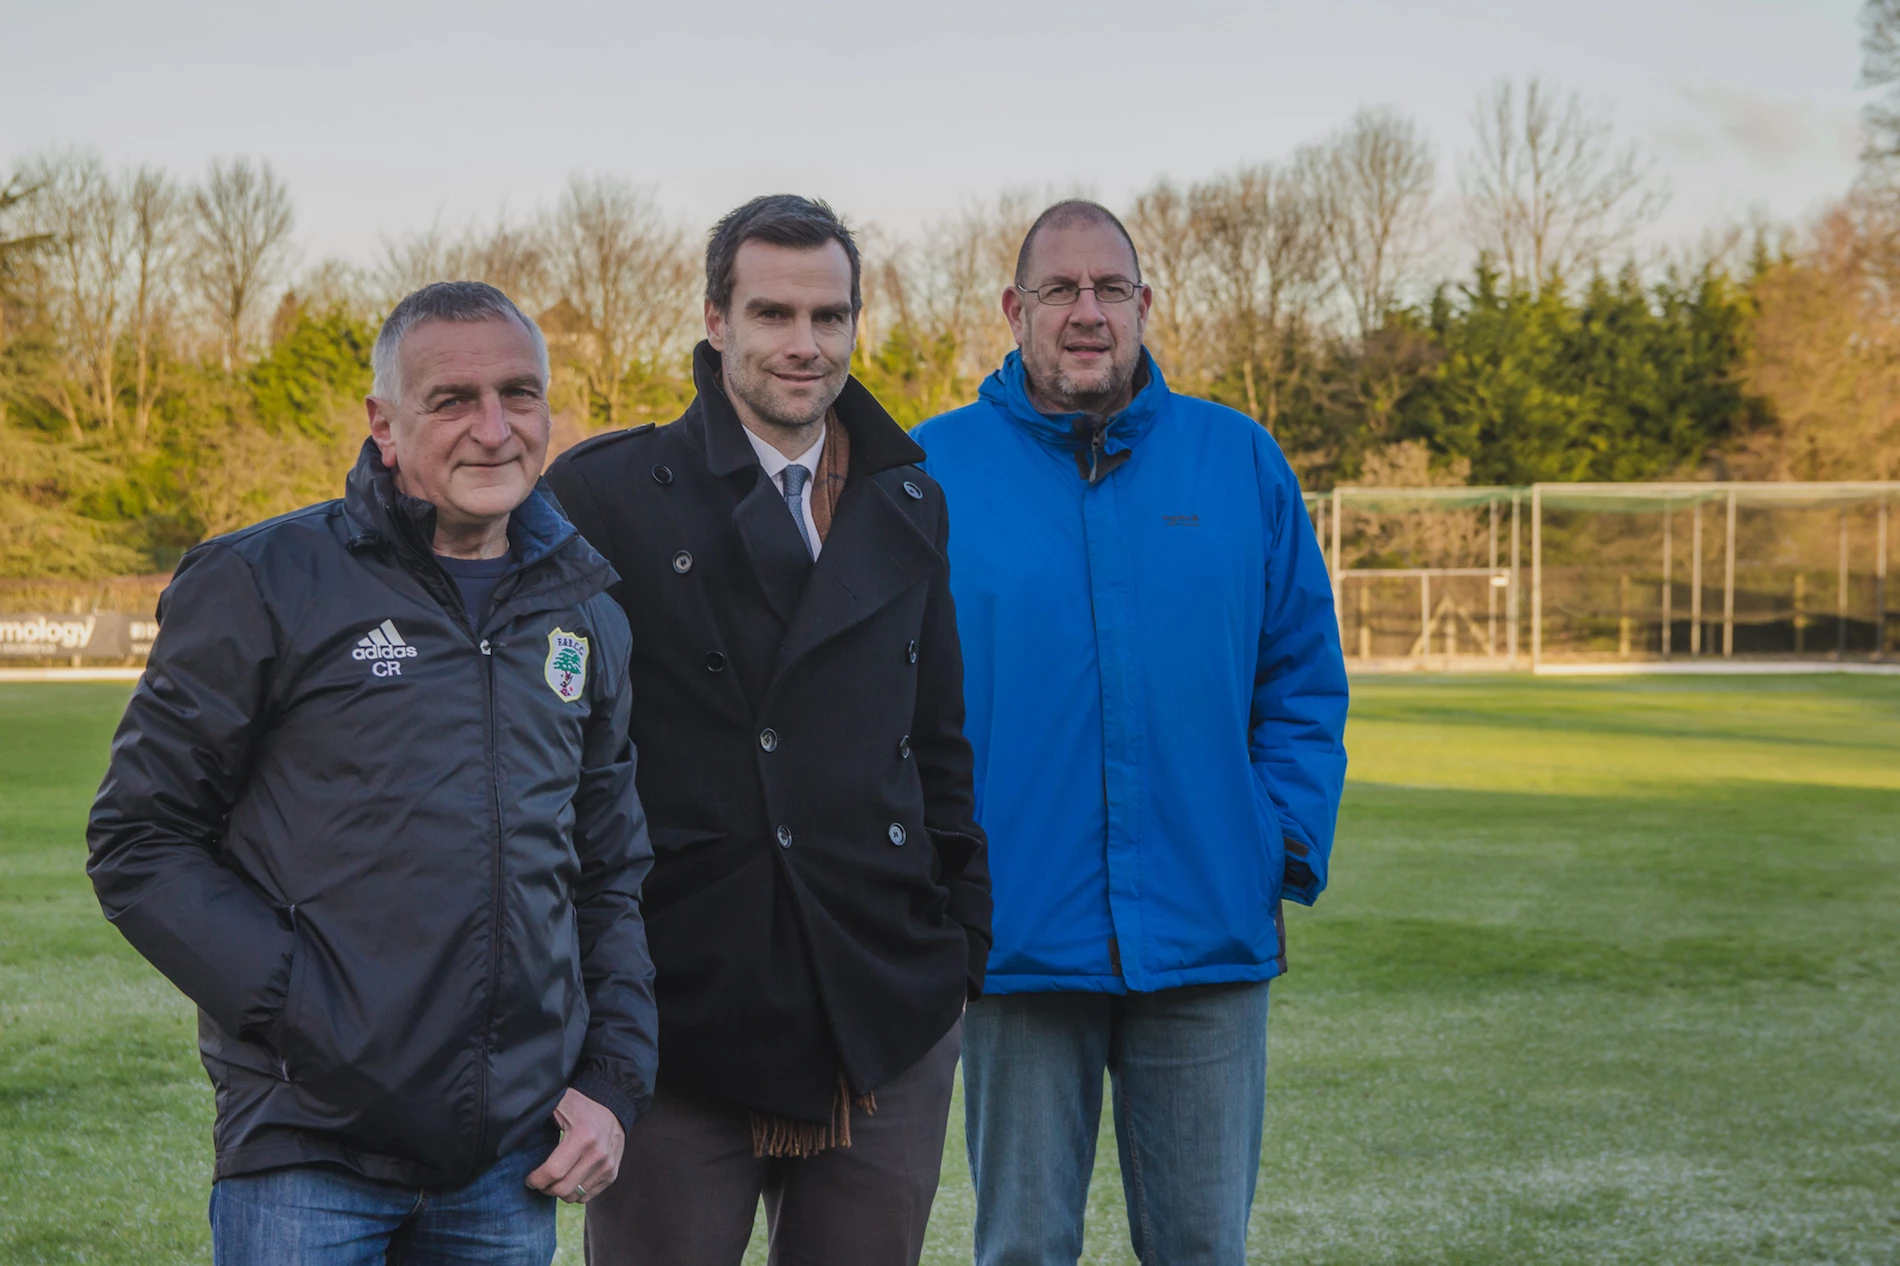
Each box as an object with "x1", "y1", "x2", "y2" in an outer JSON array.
[{"x1": 914, "y1": 351, "x2": 1347, "y2": 995}]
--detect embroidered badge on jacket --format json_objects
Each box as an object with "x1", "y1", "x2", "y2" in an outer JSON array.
[{"x1": 544, "y1": 628, "x2": 589, "y2": 702}]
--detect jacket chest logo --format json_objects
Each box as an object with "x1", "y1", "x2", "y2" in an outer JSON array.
[
  {"x1": 544, "y1": 629, "x2": 589, "y2": 702},
  {"x1": 351, "y1": 619, "x2": 418, "y2": 677}
]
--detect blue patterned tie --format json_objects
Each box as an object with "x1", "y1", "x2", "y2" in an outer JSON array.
[{"x1": 781, "y1": 464, "x2": 815, "y2": 558}]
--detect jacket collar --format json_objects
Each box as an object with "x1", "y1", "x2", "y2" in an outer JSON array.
[
  {"x1": 340, "y1": 438, "x2": 615, "y2": 622},
  {"x1": 978, "y1": 348, "x2": 1169, "y2": 481},
  {"x1": 689, "y1": 340, "x2": 925, "y2": 479}
]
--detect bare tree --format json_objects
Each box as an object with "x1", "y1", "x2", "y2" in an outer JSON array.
[
  {"x1": 451, "y1": 216, "x2": 552, "y2": 314},
  {"x1": 856, "y1": 192, "x2": 1038, "y2": 419},
  {"x1": 919, "y1": 191, "x2": 1038, "y2": 402},
  {"x1": 297, "y1": 256, "x2": 372, "y2": 319},
  {"x1": 1862, "y1": 0, "x2": 1900, "y2": 169},
  {"x1": 0, "y1": 173, "x2": 51, "y2": 310},
  {"x1": 191, "y1": 157, "x2": 296, "y2": 368},
  {"x1": 127, "y1": 167, "x2": 183, "y2": 445},
  {"x1": 25, "y1": 153, "x2": 130, "y2": 437},
  {"x1": 1460, "y1": 77, "x2": 1667, "y2": 291},
  {"x1": 1126, "y1": 179, "x2": 1209, "y2": 387},
  {"x1": 1303, "y1": 107, "x2": 1436, "y2": 335},
  {"x1": 374, "y1": 221, "x2": 452, "y2": 307},
  {"x1": 543, "y1": 176, "x2": 696, "y2": 427},
  {"x1": 374, "y1": 213, "x2": 550, "y2": 315},
  {"x1": 1188, "y1": 164, "x2": 1330, "y2": 428}
]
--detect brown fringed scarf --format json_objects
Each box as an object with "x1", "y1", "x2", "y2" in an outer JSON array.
[
  {"x1": 807, "y1": 410, "x2": 851, "y2": 544},
  {"x1": 749, "y1": 1069, "x2": 878, "y2": 1159}
]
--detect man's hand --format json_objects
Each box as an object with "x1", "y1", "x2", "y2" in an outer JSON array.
[{"x1": 525, "y1": 1088, "x2": 625, "y2": 1204}]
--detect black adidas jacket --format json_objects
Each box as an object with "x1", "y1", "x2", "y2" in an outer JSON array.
[{"x1": 87, "y1": 440, "x2": 657, "y2": 1188}]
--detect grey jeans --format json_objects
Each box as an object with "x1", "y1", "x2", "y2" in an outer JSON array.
[{"x1": 585, "y1": 1020, "x2": 961, "y2": 1266}]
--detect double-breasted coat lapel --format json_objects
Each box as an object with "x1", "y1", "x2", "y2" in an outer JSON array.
[
  {"x1": 768, "y1": 383, "x2": 940, "y2": 691},
  {"x1": 698, "y1": 371, "x2": 815, "y2": 630}
]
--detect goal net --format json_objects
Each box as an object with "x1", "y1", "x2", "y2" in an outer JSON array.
[{"x1": 1309, "y1": 482, "x2": 1897, "y2": 671}]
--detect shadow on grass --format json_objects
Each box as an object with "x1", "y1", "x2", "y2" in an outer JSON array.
[{"x1": 1303, "y1": 779, "x2": 1900, "y2": 998}]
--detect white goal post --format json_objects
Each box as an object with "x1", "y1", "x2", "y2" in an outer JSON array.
[{"x1": 1308, "y1": 481, "x2": 1898, "y2": 672}]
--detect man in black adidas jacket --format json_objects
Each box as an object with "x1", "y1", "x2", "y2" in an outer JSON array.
[{"x1": 87, "y1": 282, "x2": 656, "y2": 1266}]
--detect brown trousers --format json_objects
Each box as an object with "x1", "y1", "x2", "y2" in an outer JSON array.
[{"x1": 585, "y1": 1021, "x2": 961, "y2": 1266}]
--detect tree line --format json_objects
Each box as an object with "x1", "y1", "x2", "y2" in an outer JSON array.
[{"x1": 6, "y1": 56, "x2": 1900, "y2": 579}]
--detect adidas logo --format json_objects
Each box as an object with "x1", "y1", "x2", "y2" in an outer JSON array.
[{"x1": 351, "y1": 619, "x2": 419, "y2": 662}]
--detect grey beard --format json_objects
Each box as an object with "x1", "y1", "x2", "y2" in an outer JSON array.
[{"x1": 1040, "y1": 357, "x2": 1138, "y2": 414}]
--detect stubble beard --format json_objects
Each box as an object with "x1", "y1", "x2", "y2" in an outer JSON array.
[{"x1": 725, "y1": 353, "x2": 843, "y2": 441}]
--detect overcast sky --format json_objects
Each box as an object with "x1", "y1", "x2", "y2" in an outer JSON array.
[{"x1": 4, "y1": 0, "x2": 1873, "y2": 272}]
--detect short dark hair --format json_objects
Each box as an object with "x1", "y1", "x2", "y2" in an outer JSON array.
[
  {"x1": 705, "y1": 195, "x2": 862, "y2": 316},
  {"x1": 1014, "y1": 199, "x2": 1142, "y2": 287}
]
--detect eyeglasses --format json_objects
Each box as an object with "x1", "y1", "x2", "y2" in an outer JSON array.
[{"x1": 1015, "y1": 280, "x2": 1144, "y2": 306}]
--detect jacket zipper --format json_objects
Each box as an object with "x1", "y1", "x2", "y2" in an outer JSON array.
[{"x1": 467, "y1": 633, "x2": 504, "y2": 1182}]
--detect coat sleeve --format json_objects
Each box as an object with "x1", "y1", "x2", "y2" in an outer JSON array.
[
  {"x1": 564, "y1": 600, "x2": 659, "y2": 1132},
  {"x1": 86, "y1": 543, "x2": 297, "y2": 1040},
  {"x1": 1250, "y1": 435, "x2": 1350, "y2": 906},
  {"x1": 912, "y1": 491, "x2": 994, "y2": 997}
]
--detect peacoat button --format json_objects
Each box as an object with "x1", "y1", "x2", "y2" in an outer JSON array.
[
  {"x1": 888, "y1": 823, "x2": 907, "y2": 846},
  {"x1": 906, "y1": 639, "x2": 918, "y2": 664},
  {"x1": 898, "y1": 735, "x2": 911, "y2": 759},
  {"x1": 902, "y1": 480, "x2": 923, "y2": 499},
  {"x1": 672, "y1": 550, "x2": 693, "y2": 574},
  {"x1": 759, "y1": 728, "x2": 778, "y2": 752},
  {"x1": 777, "y1": 825, "x2": 793, "y2": 849},
  {"x1": 705, "y1": 651, "x2": 726, "y2": 673},
  {"x1": 652, "y1": 464, "x2": 674, "y2": 485}
]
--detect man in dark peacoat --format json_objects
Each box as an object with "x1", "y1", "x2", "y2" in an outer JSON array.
[{"x1": 543, "y1": 194, "x2": 989, "y2": 1265}]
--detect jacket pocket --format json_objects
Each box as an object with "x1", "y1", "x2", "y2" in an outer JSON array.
[
  {"x1": 648, "y1": 826, "x2": 725, "y2": 857},
  {"x1": 273, "y1": 922, "x2": 312, "y2": 1081},
  {"x1": 1250, "y1": 763, "x2": 1288, "y2": 907}
]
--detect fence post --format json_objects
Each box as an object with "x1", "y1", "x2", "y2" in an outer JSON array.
[
  {"x1": 1509, "y1": 492, "x2": 1521, "y2": 665},
  {"x1": 1330, "y1": 489, "x2": 1342, "y2": 645},
  {"x1": 1661, "y1": 500, "x2": 1672, "y2": 656},
  {"x1": 1531, "y1": 485, "x2": 1543, "y2": 670},
  {"x1": 1839, "y1": 507, "x2": 1850, "y2": 658},
  {"x1": 1489, "y1": 498, "x2": 1499, "y2": 656},
  {"x1": 1691, "y1": 502, "x2": 1703, "y2": 656},
  {"x1": 1723, "y1": 487, "x2": 1737, "y2": 658},
  {"x1": 1878, "y1": 497, "x2": 1890, "y2": 659}
]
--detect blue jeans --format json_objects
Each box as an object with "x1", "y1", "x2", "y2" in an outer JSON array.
[
  {"x1": 963, "y1": 981, "x2": 1270, "y2": 1266},
  {"x1": 209, "y1": 1144, "x2": 557, "y2": 1266}
]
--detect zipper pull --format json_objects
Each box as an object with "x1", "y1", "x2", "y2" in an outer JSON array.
[{"x1": 479, "y1": 639, "x2": 492, "y2": 656}]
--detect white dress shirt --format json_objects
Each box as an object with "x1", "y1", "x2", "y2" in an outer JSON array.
[{"x1": 743, "y1": 422, "x2": 827, "y2": 558}]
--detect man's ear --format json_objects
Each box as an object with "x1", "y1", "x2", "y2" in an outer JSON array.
[
  {"x1": 366, "y1": 395, "x2": 399, "y2": 468},
  {"x1": 1001, "y1": 284, "x2": 1027, "y2": 348},
  {"x1": 705, "y1": 299, "x2": 727, "y2": 352}
]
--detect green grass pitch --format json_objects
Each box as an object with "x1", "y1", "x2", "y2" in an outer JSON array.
[{"x1": 2, "y1": 676, "x2": 1897, "y2": 1263}]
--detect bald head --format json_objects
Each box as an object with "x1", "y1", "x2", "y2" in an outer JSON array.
[{"x1": 1014, "y1": 200, "x2": 1141, "y2": 288}]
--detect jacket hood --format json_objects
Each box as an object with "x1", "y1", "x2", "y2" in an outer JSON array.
[
  {"x1": 977, "y1": 348, "x2": 1169, "y2": 482},
  {"x1": 340, "y1": 438, "x2": 614, "y2": 609}
]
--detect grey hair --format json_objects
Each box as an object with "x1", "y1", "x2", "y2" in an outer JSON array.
[{"x1": 370, "y1": 281, "x2": 549, "y2": 401}]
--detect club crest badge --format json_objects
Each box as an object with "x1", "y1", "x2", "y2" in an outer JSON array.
[{"x1": 544, "y1": 628, "x2": 589, "y2": 702}]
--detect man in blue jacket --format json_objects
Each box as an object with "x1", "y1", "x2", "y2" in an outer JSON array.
[{"x1": 913, "y1": 201, "x2": 1348, "y2": 1265}]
